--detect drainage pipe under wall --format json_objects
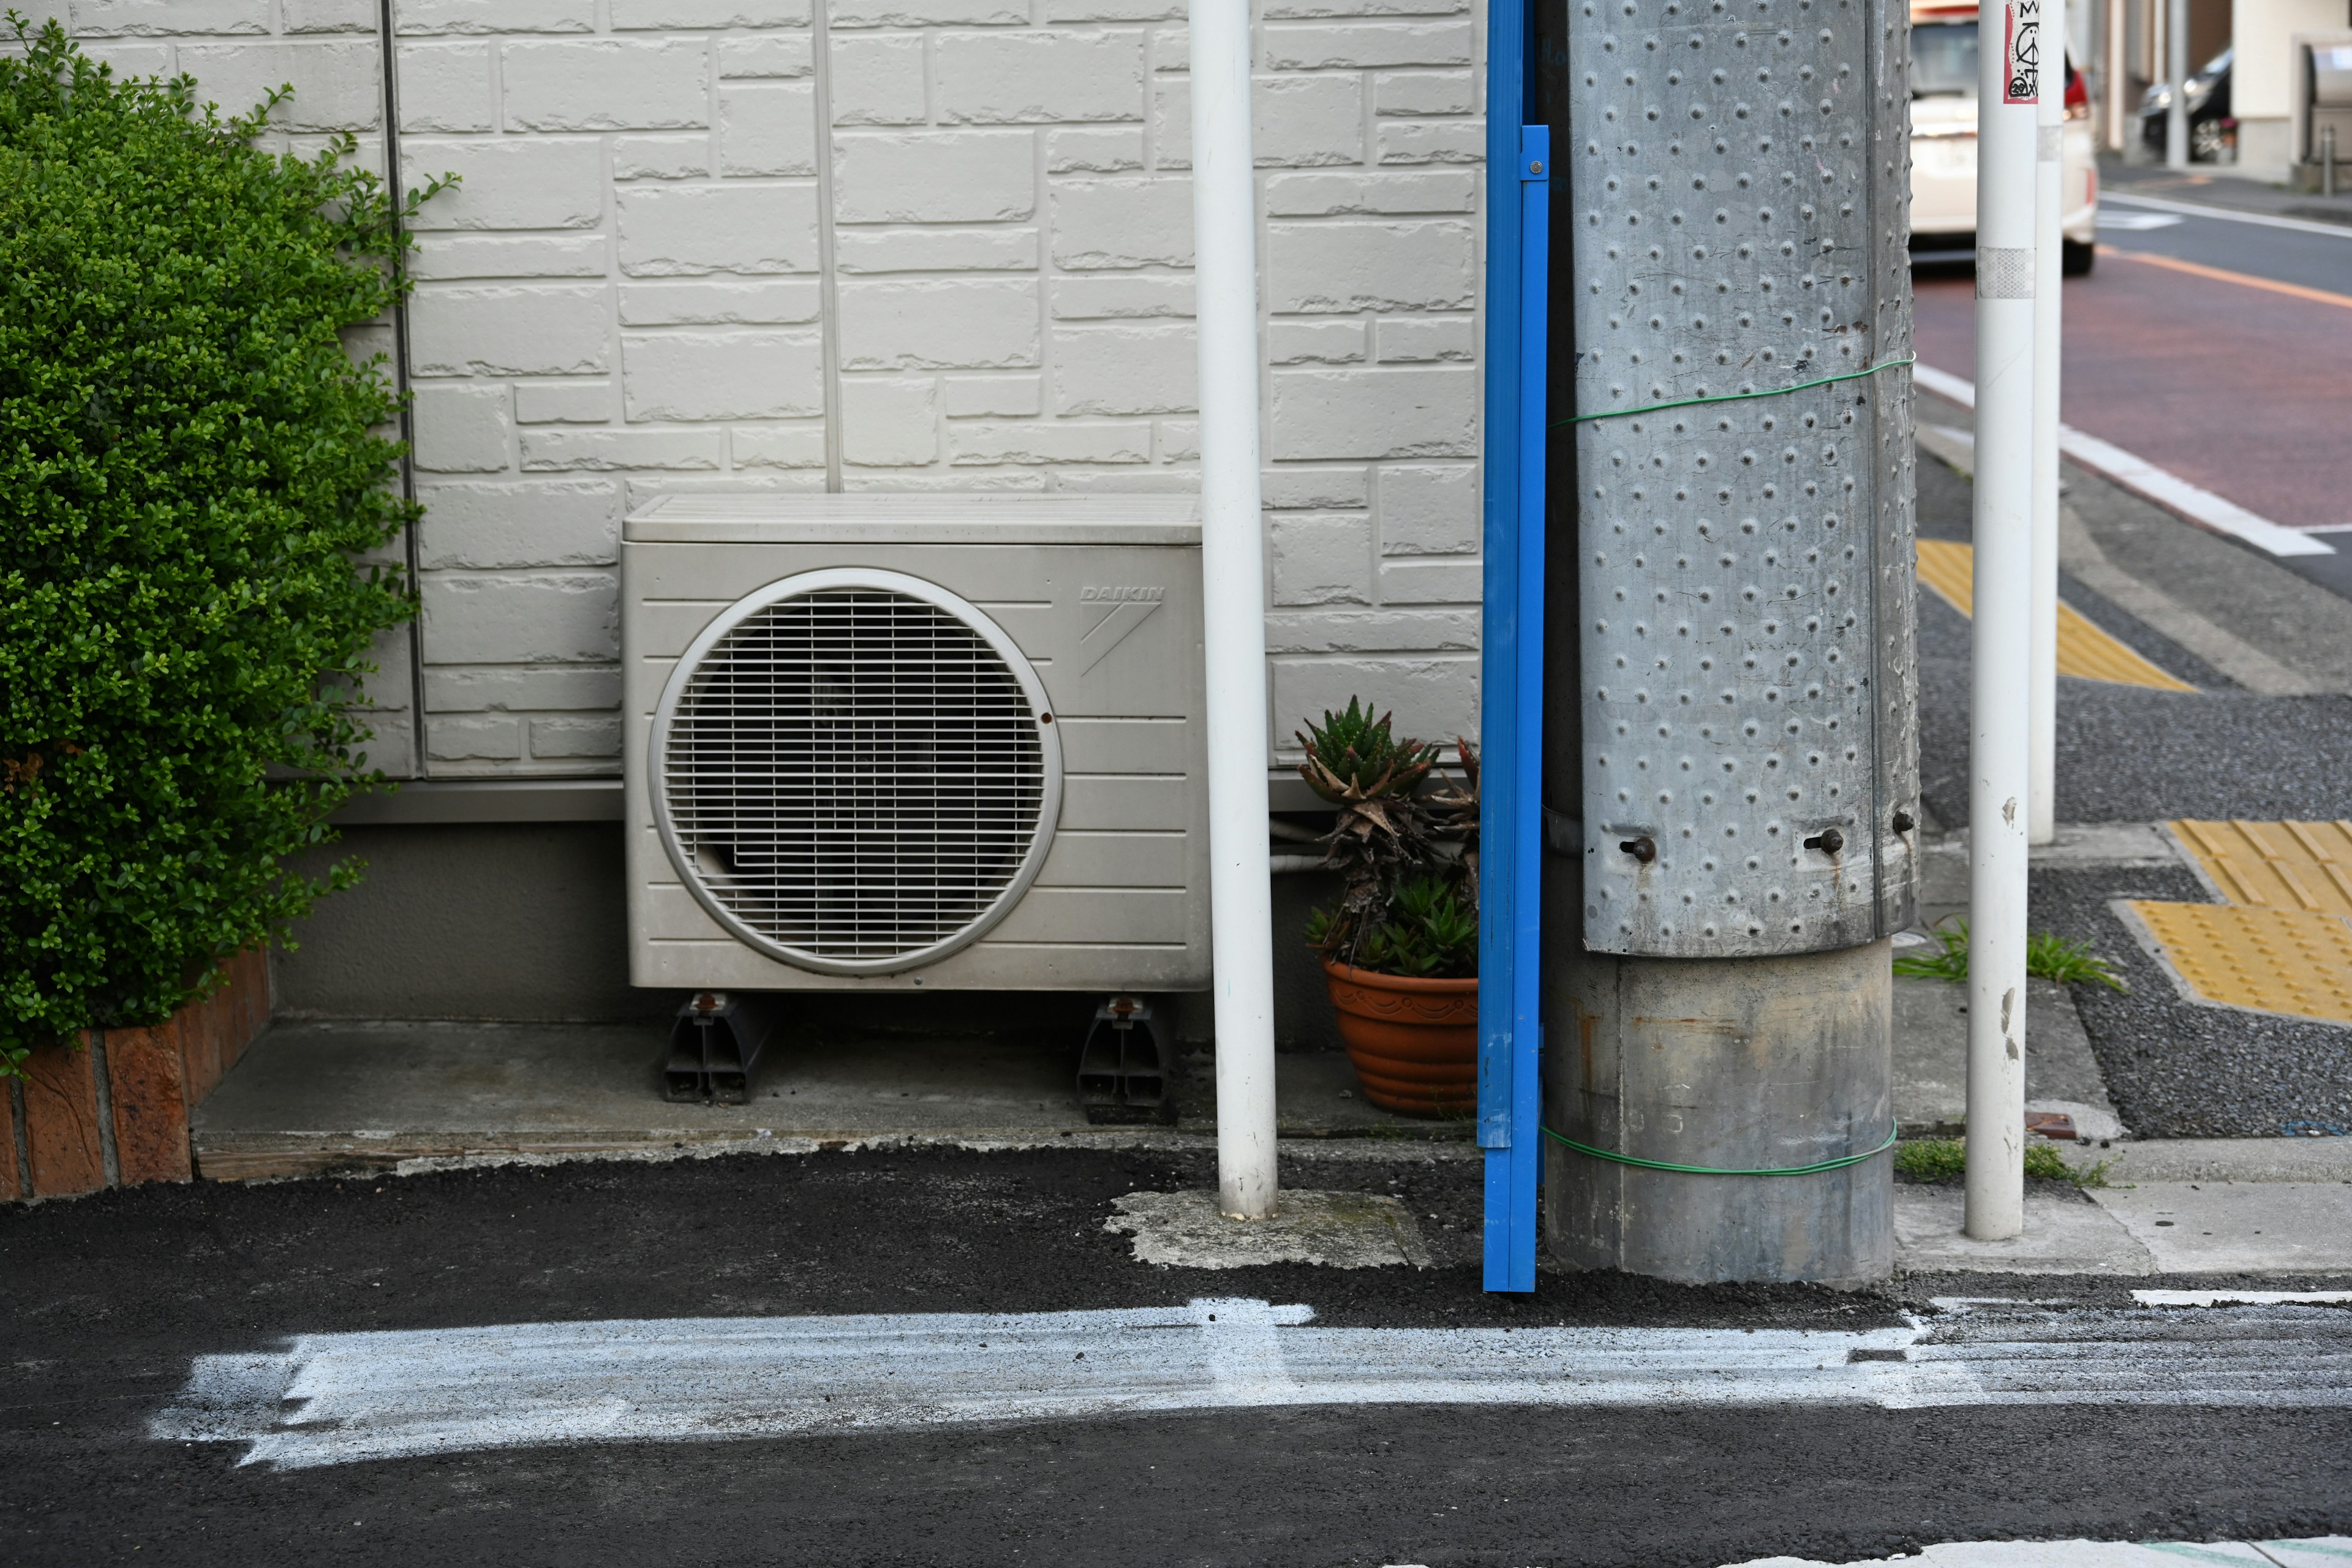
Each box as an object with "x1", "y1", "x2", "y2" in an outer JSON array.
[
  {"x1": 1188, "y1": 0, "x2": 1278, "y2": 1221},
  {"x1": 377, "y1": 0, "x2": 429, "y2": 782}
]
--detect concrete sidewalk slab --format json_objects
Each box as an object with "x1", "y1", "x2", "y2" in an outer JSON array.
[
  {"x1": 189, "y1": 1019, "x2": 1095, "y2": 1181},
  {"x1": 2061, "y1": 1138, "x2": 2352, "y2": 1183},
  {"x1": 1894, "y1": 975, "x2": 2124, "y2": 1138},
  {"x1": 1921, "y1": 821, "x2": 2192, "y2": 870},
  {"x1": 1105, "y1": 1189, "x2": 1432, "y2": 1268},
  {"x1": 2092, "y1": 1183, "x2": 2352, "y2": 1273},
  {"x1": 1898, "y1": 1179, "x2": 2352, "y2": 1275},
  {"x1": 189, "y1": 1019, "x2": 1441, "y2": 1180},
  {"x1": 1894, "y1": 1187, "x2": 2157, "y2": 1275}
]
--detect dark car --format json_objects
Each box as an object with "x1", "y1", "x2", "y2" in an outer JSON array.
[{"x1": 2140, "y1": 47, "x2": 2233, "y2": 161}]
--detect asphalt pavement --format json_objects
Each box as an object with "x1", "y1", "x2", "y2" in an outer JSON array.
[
  {"x1": 1913, "y1": 237, "x2": 2352, "y2": 545},
  {"x1": 2032, "y1": 863, "x2": 2352, "y2": 1138},
  {"x1": 2097, "y1": 197, "x2": 2352, "y2": 297},
  {"x1": 1910, "y1": 427, "x2": 2352, "y2": 827},
  {"x1": 6, "y1": 1147, "x2": 2350, "y2": 1567}
]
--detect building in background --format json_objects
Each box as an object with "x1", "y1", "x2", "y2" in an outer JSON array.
[
  {"x1": 28, "y1": 0, "x2": 1488, "y2": 1023},
  {"x1": 2089, "y1": 0, "x2": 2352, "y2": 183}
]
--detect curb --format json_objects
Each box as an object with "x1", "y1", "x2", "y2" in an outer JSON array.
[{"x1": 2060, "y1": 1137, "x2": 2352, "y2": 1184}]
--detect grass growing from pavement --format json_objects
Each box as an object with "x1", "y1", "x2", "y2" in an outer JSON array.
[
  {"x1": 1894, "y1": 1137, "x2": 2109, "y2": 1187},
  {"x1": 1892, "y1": 920, "x2": 2127, "y2": 990}
]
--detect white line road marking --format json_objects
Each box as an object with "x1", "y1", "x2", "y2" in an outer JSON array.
[
  {"x1": 2136, "y1": 1289, "x2": 2352, "y2": 1306},
  {"x1": 151, "y1": 1298, "x2": 2352, "y2": 1471},
  {"x1": 1724, "y1": 1536, "x2": 2352, "y2": 1567},
  {"x1": 2054, "y1": 426, "x2": 2335, "y2": 557},
  {"x1": 2103, "y1": 190, "x2": 2352, "y2": 240},
  {"x1": 2098, "y1": 211, "x2": 2187, "y2": 230},
  {"x1": 1911, "y1": 363, "x2": 2335, "y2": 559}
]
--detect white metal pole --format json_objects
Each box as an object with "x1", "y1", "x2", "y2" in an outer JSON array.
[
  {"x1": 2105, "y1": 0, "x2": 2125, "y2": 153},
  {"x1": 2165, "y1": 0, "x2": 2189, "y2": 168},
  {"x1": 1966, "y1": 0, "x2": 2038, "y2": 1242},
  {"x1": 1189, "y1": 0, "x2": 1278, "y2": 1221},
  {"x1": 2028, "y1": 69, "x2": 2063, "y2": 847}
]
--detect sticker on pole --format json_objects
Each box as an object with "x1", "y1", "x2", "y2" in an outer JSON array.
[{"x1": 2003, "y1": 0, "x2": 2040, "y2": 104}]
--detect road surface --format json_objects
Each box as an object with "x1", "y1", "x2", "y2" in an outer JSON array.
[
  {"x1": 1912, "y1": 179, "x2": 2352, "y2": 600},
  {"x1": 4, "y1": 1147, "x2": 2349, "y2": 1566}
]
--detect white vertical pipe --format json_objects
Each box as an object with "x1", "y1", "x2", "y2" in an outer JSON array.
[
  {"x1": 2105, "y1": 0, "x2": 2125, "y2": 153},
  {"x1": 1189, "y1": 0, "x2": 1278, "y2": 1221},
  {"x1": 2165, "y1": 0, "x2": 2189, "y2": 167},
  {"x1": 2028, "y1": 71, "x2": 2062, "y2": 848},
  {"x1": 1966, "y1": 0, "x2": 2037, "y2": 1242}
]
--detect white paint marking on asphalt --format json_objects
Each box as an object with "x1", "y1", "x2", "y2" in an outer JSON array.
[
  {"x1": 2098, "y1": 210, "x2": 2187, "y2": 230},
  {"x1": 1724, "y1": 1536, "x2": 2352, "y2": 1568},
  {"x1": 1910, "y1": 363, "x2": 2335, "y2": 559},
  {"x1": 2050, "y1": 428, "x2": 2335, "y2": 557},
  {"x1": 2135, "y1": 1289, "x2": 2352, "y2": 1307},
  {"x1": 150, "y1": 1300, "x2": 2352, "y2": 1471},
  {"x1": 2103, "y1": 190, "x2": 2352, "y2": 241}
]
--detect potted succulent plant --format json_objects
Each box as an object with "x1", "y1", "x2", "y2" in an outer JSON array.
[{"x1": 1298, "y1": 700, "x2": 1480, "y2": 1118}]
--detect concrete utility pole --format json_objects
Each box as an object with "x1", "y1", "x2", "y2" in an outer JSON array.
[
  {"x1": 2029, "y1": 37, "x2": 2064, "y2": 848},
  {"x1": 1966, "y1": 0, "x2": 2041, "y2": 1242},
  {"x1": 1188, "y1": 0, "x2": 1278, "y2": 1221},
  {"x1": 1540, "y1": 0, "x2": 1919, "y2": 1284},
  {"x1": 2165, "y1": 0, "x2": 2190, "y2": 168}
]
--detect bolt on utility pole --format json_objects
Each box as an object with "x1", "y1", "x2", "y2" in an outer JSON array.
[
  {"x1": 1965, "y1": 0, "x2": 2041, "y2": 1242},
  {"x1": 1189, "y1": 0, "x2": 1279, "y2": 1221},
  {"x1": 1540, "y1": 0, "x2": 1921, "y2": 1285},
  {"x1": 2029, "y1": 37, "x2": 2063, "y2": 848},
  {"x1": 2165, "y1": 0, "x2": 2190, "y2": 168}
]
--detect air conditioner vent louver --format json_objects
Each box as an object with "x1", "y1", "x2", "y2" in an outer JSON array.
[{"x1": 652, "y1": 570, "x2": 1061, "y2": 974}]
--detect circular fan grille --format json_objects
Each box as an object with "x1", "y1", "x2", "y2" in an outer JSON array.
[{"x1": 654, "y1": 572, "x2": 1059, "y2": 973}]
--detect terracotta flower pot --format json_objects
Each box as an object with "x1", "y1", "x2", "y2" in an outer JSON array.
[{"x1": 1320, "y1": 959, "x2": 1477, "y2": 1118}]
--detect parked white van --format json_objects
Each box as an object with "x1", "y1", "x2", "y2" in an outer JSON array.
[{"x1": 1909, "y1": 0, "x2": 2101, "y2": 274}]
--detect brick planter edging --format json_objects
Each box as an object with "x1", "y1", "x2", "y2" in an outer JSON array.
[{"x1": 4, "y1": 949, "x2": 270, "y2": 1200}]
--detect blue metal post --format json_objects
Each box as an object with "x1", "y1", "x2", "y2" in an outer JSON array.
[{"x1": 1478, "y1": 0, "x2": 1548, "y2": 1294}]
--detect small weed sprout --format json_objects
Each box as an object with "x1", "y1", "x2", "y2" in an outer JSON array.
[
  {"x1": 1893, "y1": 1136, "x2": 2109, "y2": 1188},
  {"x1": 1893, "y1": 1138, "x2": 1966, "y2": 1182},
  {"x1": 1891, "y1": 919, "x2": 2126, "y2": 991},
  {"x1": 1892, "y1": 922, "x2": 1970, "y2": 984},
  {"x1": 2027, "y1": 930, "x2": 2128, "y2": 990}
]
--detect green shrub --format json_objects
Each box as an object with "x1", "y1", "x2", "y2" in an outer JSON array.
[{"x1": 0, "y1": 18, "x2": 446, "y2": 1069}]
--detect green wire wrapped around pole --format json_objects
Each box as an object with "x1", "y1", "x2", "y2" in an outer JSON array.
[
  {"x1": 1542, "y1": 1123, "x2": 1900, "y2": 1177},
  {"x1": 1554, "y1": 356, "x2": 1917, "y2": 427}
]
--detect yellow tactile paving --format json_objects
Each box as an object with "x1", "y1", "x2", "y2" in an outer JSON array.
[
  {"x1": 1913, "y1": 538, "x2": 1977, "y2": 614},
  {"x1": 2054, "y1": 608, "x2": 2201, "y2": 688},
  {"x1": 1913, "y1": 539, "x2": 2197, "y2": 692},
  {"x1": 2126, "y1": 899, "x2": 2352, "y2": 1027},
  {"x1": 2169, "y1": 818, "x2": 2352, "y2": 918}
]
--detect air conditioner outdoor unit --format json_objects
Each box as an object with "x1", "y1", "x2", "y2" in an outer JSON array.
[{"x1": 622, "y1": 494, "x2": 1209, "y2": 1058}]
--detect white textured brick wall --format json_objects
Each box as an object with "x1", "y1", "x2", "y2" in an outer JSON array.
[{"x1": 48, "y1": 0, "x2": 1487, "y2": 777}]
